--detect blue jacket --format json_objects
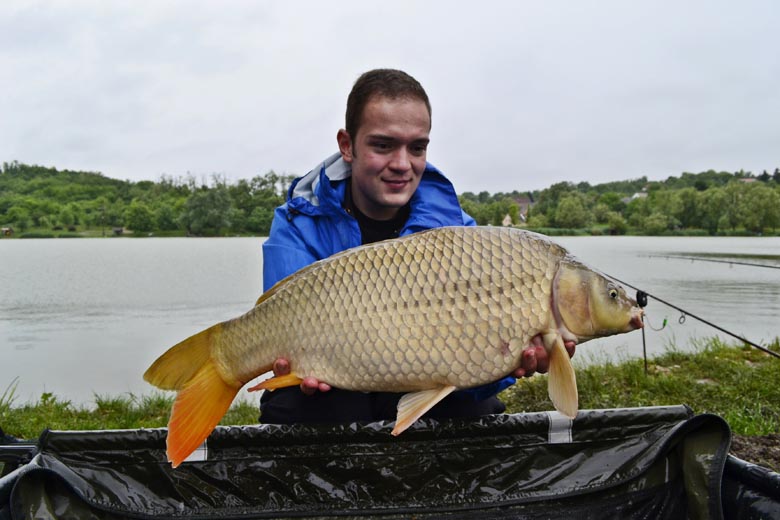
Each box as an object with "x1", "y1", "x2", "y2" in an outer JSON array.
[
  {"x1": 262, "y1": 152, "x2": 513, "y2": 400},
  {"x1": 263, "y1": 152, "x2": 476, "y2": 290}
]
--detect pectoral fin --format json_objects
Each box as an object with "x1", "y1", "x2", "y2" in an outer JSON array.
[
  {"x1": 543, "y1": 333, "x2": 578, "y2": 418},
  {"x1": 392, "y1": 385, "x2": 457, "y2": 435},
  {"x1": 247, "y1": 373, "x2": 304, "y2": 392}
]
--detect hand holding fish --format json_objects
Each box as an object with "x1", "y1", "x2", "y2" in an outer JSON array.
[
  {"x1": 515, "y1": 336, "x2": 577, "y2": 377},
  {"x1": 272, "y1": 358, "x2": 332, "y2": 395}
]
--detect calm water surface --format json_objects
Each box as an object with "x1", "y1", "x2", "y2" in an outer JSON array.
[{"x1": 1, "y1": 235, "x2": 778, "y2": 406}]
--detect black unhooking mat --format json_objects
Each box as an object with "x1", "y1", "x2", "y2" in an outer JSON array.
[{"x1": 0, "y1": 406, "x2": 778, "y2": 519}]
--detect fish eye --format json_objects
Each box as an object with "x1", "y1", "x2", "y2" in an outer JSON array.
[{"x1": 608, "y1": 288, "x2": 618, "y2": 299}]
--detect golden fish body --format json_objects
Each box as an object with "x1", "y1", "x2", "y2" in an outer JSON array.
[
  {"x1": 145, "y1": 226, "x2": 643, "y2": 466},
  {"x1": 220, "y1": 226, "x2": 558, "y2": 392}
]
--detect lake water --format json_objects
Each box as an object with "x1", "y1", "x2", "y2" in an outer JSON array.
[{"x1": 1, "y1": 235, "x2": 779, "y2": 407}]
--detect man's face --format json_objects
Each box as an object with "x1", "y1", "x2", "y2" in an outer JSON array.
[{"x1": 337, "y1": 96, "x2": 430, "y2": 221}]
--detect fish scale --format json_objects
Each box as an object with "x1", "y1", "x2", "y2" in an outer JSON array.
[
  {"x1": 215, "y1": 226, "x2": 556, "y2": 391},
  {"x1": 144, "y1": 225, "x2": 643, "y2": 467}
]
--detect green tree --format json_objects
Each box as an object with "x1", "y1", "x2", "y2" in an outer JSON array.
[
  {"x1": 531, "y1": 182, "x2": 575, "y2": 222},
  {"x1": 592, "y1": 203, "x2": 611, "y2": 224},
  {"x1": 606, "y1": 212, "x2": 628, "y2": 235},
  {"x1": 623, "y1": 197, "x2": 645, "y2": 229},
  {"x1": 526, "y1": 213, "x2": 549, "y2": 228},
  {"x1": 648, "y1": 189, "x2": 675, "y2": 221},
  {"x1": 597, "y1": 192, "x2": 626, "y2": 213},
  {"x1": 722, "y1": 182, "x2": 745, "y2": 230},
  {"x1": 698, "y1": 187, "x2": 726, "y2": 235},
  {"x1": 485, "y1": 200, "x2": 513, "y2": 226},
  {"x1": 247, "y1": 206, "x2": 275, "y2": 235},
  {"x1": 179, "y1": 186, "x2": 234, "y2": 235},
  {"x1": 125, "y1": 199, "x2": 155, "y2": 233},
  {"x1": 554, "y1": 193, "x2": 591, "y2": 229},
  {"x1": 589, "y1": 176, "x2": 648, "y2": 196},
  {"x1": 227, "y1": 171, "x2": 288, "y2": 234},
  {"x1": 642, "y1": 212, "x2": 670, "y2": 235},
  {"x1": 155, "y1": 202, "x2": 179, "y2": 231},
  {"x1": 107, "y1": 200, "x2": 127, "y2": 228},
  {"x1": 5, "y1": 206, "x2": 31, "y2": 231},
  {"x1": 740, "y1": 183, "x2": 780, "y2": 233},
  {"x1": 672, "y1": 187, "x2": 701, "y2": 229},
  {"x1": 460, "y1": 199, "x2": 490, "y2": 225},
  {"x1": 58, "y1": 206, "x2": 76, "y2": 227}
]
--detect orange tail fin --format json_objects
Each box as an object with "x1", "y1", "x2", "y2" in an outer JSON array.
[
  {"x1": 144, "y1": 323, "x2": 241, "y2": 467},
  {"x1": 167, "y1": 360, "x2": 240, "y2": 467}
]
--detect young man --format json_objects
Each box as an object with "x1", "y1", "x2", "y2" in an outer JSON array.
[{"x1": 260, "y1": 69, "x2": 572, "y2": 424}]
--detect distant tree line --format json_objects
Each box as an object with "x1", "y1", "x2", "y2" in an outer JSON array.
[
  {"x1": 0, "y1": 161, "x2": 293, "y2": 236},
  {"x1": 460, "y1": 168, "x2": 780, "y2": 235},
  {"x1": 1, "y1": 161, "x2": 779, "y2": 236}
]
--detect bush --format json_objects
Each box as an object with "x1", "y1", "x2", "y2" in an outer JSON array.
[
  {"x1": 19, "y1": 232, "x2": 55, "y2": 239},
  {"x1": 606, "y1": 212, "x2": 628, "y2": 235},
  {"x1": 525, "y1": 227, "x2": 589, "y2": 236}
]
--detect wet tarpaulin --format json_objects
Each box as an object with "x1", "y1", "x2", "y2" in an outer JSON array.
[{"x1": 0, "y1": 406, "x2": 775, "y2": 519}]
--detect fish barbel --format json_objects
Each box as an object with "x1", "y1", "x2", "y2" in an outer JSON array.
[{"x1": 144, "y1": 226, "x2": 643, "y2": 467}]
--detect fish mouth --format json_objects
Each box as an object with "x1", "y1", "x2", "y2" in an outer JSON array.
[{"x1": 629, "y1": 309, "x2": 644, "y2": 330}]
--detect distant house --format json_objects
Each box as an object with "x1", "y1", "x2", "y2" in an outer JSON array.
[
  {"x1": 1, "y1": 227, "x2": 13, "y2": 237},
  {"x1": 622, "y1": 190, "x2": 649, "y2": 205},
  {"x1": 512, "y1": 193, "x2": 535, "y2": 222},
  {"x1": 738, "y1": 177, "x2": 757, "y2": 184}
]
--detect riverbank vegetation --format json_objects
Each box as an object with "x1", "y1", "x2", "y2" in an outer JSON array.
[
  {"x1": 2, "y1": 338, "x2": 778, "y2": 468},
  {"x1": 0, "y1": 161, "x2": 294, "y2": 237},
  {"x1": 1, "y1": 161, "x2": 779, "y2": 237},
  {"x1": 501, "y1": 337, "x2": 780, "y2": 436}
]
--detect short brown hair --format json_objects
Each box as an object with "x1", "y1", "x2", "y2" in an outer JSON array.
[{"x1": 345, "y1": 69, "x2": 432, "y2": 140}]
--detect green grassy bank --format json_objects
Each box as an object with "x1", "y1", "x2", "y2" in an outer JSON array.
[
  {"x1": 2, "y1": 338, "x2": 778, "y2": 440},
  {"x1": 502, "y1": 337, "x2": 780, "y2": 435}
]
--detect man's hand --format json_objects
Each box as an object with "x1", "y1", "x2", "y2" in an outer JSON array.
[
  {"x1": 272, "y1": 358, "x2": 331, "y2": 395},
  {"x1": 511, "y1": 335, "x2": 576, "y2": 378}
]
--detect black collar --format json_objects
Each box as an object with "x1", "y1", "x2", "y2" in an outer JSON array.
[{"x1": 343, "y1": 178, "x2": 411, "y2": 245}]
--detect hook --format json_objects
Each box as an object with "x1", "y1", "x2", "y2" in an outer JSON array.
[{"x1": 645, "y1": 315, "x2": 668, "y2": 332}]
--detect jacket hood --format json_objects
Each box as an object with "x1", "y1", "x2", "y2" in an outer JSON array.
[
  {"x1": 285, "y1": 153, "x2": 350, "y2": 217},
  {"x1": 286, "y1": 152, "x2": 464, "y2": 229},
  {"x1": 289, "y1": 153, "x2": 349, "y2": 207}
]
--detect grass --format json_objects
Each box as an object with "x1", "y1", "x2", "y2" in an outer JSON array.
[
  {"x1": 1, "y1": 338, "x2": 778, "y2": 442},
  {"x1": 0, "y1": 391, "x2": 260, "y2": 441},
  {"x1": 501, "y1": 337, "x2": 780, "y2": 435}
]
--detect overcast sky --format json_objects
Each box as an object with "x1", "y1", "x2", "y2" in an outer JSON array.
[{"x1": 1, "y1": 1, "x2": 778, "y2": 193}]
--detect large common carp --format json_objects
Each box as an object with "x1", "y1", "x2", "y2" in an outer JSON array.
[{"x1": 145, "y1": 226, "x2": 643, "y2": 467}]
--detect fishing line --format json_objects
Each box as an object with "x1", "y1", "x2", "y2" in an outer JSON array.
[
  {"x1": 605, "y1": 274, "x2": 780, "y2": 361},
  {"x1": 638, "y1": 311, "x2": 669, "y2": 374},
  {"x1": 644, "y1": 254, "x2": 780, "y2": 270}
]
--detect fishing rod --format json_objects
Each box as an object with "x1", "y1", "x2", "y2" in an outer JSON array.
[
  {"x1": 644, "y1": 254, "x2": 780, "y2": 270},
  {"x1": 604, "y1": 273, "x2": 780, "y2": 363}
]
